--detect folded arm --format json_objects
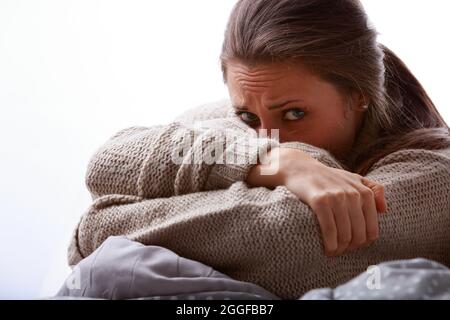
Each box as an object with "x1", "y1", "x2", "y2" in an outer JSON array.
[
  {"x1": 85, "y1": 120, "x2": 346, "y2": 200},
  {"x1": 70, "y1": 146, "x2": 450, "y2": 299}
]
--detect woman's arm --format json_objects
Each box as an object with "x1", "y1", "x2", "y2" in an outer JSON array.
[
  {"x1": 69, "y1": 147, "x2": 450, "y2": 299},
  {"x1": 245, "y1": 146, "x2": 388, "y2": 257},
  {"x1": 85, "y1": 109, "x2": 349, "y2": 201},
  {"x1": 85, "y1": 118, "x2": 279, "y2": 199}
]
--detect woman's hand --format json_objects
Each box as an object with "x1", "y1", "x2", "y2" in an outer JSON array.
[{"x1": 246, "y1": 147, "x2": 388, "y2": 257}]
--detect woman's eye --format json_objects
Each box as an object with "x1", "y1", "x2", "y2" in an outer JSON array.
[
  {"x1": 236, "y1": 112, "x2": 259, "y2": 124},
  {"x1": 283, "y1": 108, "x2": 306, "y2": 121}
]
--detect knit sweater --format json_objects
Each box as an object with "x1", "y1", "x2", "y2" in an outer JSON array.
[{"x1": 68, "y1": 98, "x2": 450, "y2": 299}]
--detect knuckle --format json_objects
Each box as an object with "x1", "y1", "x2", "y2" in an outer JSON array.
[
  {"x1": 361, "y1": 187, "x2": 374, "y2": 199},
  {"x1": 313, "y1": 190, "x2": 350, "y2": 206},
  {"x1": 346, "y1": 190, "x2": 361, "y2": 201},
  {"x1": 333, "y1": 191, "x2": 346, "y2": 202},
  {"x1": 351, "y1": 173, "x2": 363, "y2": 180},
  {"x1": 373, "y1": 183, "x2": 385, "y2": 193},
  {"x1": 311, "y1": 193, "x2": 331, "y2": 206}
]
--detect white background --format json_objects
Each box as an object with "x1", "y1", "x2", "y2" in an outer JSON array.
[{"x1": 0, "y1": 0, "x2": 449, "y2": 299}]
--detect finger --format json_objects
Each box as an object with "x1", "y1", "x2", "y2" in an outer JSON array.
[
  {"x1": 346, "y1": 192, "x2": 367, "y2": 252},
  {"x1": 361, "y1": 178, "x2": 388, "y2": 213},
  {"x1": 374, "y1": 184, "x2": 388, "y2": 213},
  {"x1": 360, "y1": 186, "x2": 379, "y2": 243},
  {"x1": 332, "y1": 198, "x2": 352, "y2": 256},
  {"x1": 312, "y1": 202, "x2": 338, "y2": 257}
]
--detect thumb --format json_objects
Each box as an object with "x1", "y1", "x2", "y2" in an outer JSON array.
[{"x1": 361, "y1": 177, "x2": 388, "y2": 213}]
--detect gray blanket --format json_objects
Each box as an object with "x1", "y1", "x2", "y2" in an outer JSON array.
[{"x1": 56, "y1": 236, "x2": 450, "y2": 300}]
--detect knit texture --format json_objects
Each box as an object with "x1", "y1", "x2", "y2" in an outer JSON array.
[{"x1": 68, "y1": 98, "x2": 450, "y2": 299}]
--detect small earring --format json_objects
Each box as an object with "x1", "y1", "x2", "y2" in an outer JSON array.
[{"x1": 361, "y1": 105, "x2": 369, "y2": 110}]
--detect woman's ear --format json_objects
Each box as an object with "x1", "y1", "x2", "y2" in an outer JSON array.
[{"x1": 351, "y1": 91, "x2": 369, "y2": 112}]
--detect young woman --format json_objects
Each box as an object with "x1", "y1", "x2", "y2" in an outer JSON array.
[{"x1": 68, "y1": 0, "x2": 450, "y2": 299}]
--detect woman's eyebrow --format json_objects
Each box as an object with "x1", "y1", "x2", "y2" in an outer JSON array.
[
  {"x1": 233, "y1": 105, "x2": 248, "y2": 111},
  {"x1": 233, "y1": 99, "x2": 303, "y2": 111},
  {"x1": 268, "y1": 99, "x2": 303, "y2": 110}
]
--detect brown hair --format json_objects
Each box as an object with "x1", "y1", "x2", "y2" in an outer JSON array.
[{"x1": 220, "y1": 0, "x2": 450, "y2": 175}]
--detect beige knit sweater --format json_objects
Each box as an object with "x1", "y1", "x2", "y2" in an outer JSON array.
[{"x1": 68, "y1": 99, "x2": 450, "y2": 299}]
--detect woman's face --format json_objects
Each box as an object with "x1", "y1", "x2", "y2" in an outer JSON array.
[{"x1": 226, "y1": 60, "x2": 367, "y2": 160}]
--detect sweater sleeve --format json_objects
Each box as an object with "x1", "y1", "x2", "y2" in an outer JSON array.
[
  {"x1": 84, "y1": 113, "x2": 346, "y2": 200},
  {"x1": 68, "y1": 147, "x2": 450, "y2": 299},
  {"x1": 85, "y1": 118, "x2": 280, "y2": 199}
]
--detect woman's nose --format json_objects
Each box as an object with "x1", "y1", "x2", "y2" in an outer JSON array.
[{"x1": 258, "y1": 120, "x2": 283, "y2": 141}]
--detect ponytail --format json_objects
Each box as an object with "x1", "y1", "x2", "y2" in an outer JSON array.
[{"x1": 354, "y1": 45, "x2": 450, "y2": 175}]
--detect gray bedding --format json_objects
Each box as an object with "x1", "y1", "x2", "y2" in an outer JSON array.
[{"x1": 56, "y1": 236, "x2": 450, "y2": 300}]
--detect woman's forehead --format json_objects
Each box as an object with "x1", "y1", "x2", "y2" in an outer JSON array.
[
  {"x1": 226, "y1": 60, "x2": 311, "y2": 79},
  {"x1": 227, "y1": 62, "x2": 326, "y2": 102}
]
